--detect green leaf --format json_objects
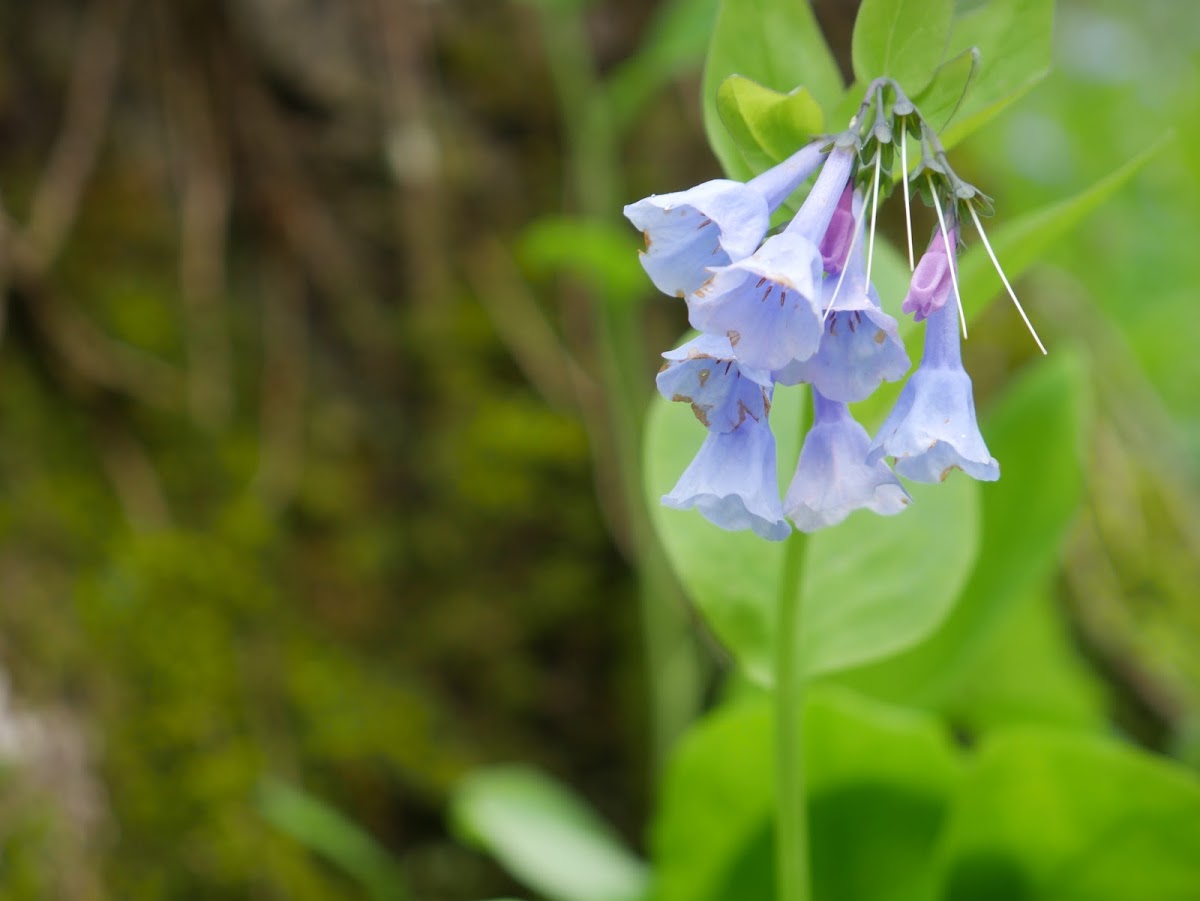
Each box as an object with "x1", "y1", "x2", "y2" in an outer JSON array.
[
  {"x1": 956, "y1": 137, "x2": 1170, "y2": 325},
  {"x1": 836, "y1": 353, "x2": 1099, "y2": 725},
  {"x1": 801, "y1": 473, "x2": 979, "y2": 677},
  {"x1": 938, "y1": 0, "x2": 1054, "y2": 149},
  {"x1": 716, "y1": 76, "x2": 825, "y2": 173},
  {"x1": 517, "y1": 217, "x2": 649, "y2": 308},
  {"x1": 912, "y1": 46, "x2": 981, "y2": 133},
  {"x1": 944, "y1": 589, "x2": 1108, "y2": 732},
  {"x1": 934, "y1": 731, "x2": 1200, "y2": 899},
  {"x1": 851, "y1": 0, "x2": 954, "y2": 95},
  {"x1": 450, "y1": 766, "x2": 649, "y2": 901},
  {"x1": 702, "y1": 0, "x2": 843, "y2": 179},
  {"x1": 653, "y1": 688, "x2": 962, "y2": 901},
  {"x1": 645, "y1": 380, "x2": 980, "y2": 684},
  {"x1": 257, "y1": 778, "x2": 411, "y2": 901}
]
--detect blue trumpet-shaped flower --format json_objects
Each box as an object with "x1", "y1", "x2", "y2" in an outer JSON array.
[
  {"x1": 687, "y1": 147, "x2": 856, "y2": 372},
  {"x1": 868, "y1": 274, "x2": 999, "y2": 483},
  {"x1": 663, "y1": 414, "x2": 790, "y2": 541},
  {"x1": 623, "y1": 142, "x2": 825, "y2": 298},
  {"x1": 656, "y1": 333, "x2": 771, "y2": 432},
  {"x1": 785, "y1": 390, "x2": 910, "y2": 531},
  {"x1": 775, "y1": 190, "x2": 909, "y2": 402}
]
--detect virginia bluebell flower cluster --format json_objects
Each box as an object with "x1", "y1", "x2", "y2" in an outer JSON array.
[{"x1": 628, "y1": 79, "x2": 1044, "y2": 539}]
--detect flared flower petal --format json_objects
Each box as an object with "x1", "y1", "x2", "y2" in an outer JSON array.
[
  {"x1": 663, "y1": 417, "x2": 790, "y2": 541},
  {"x1": 657, "y1": 333, "x2": 771, "y2": 432},
  {"x1": 624, "y1": 142, "x2": 825, "y2": 299},
  {"x1": 867, "y1": 300, "x2": 999, "y2": 483},
  {"x1": 686, "y1": 232, "x2": 825, "y2": 372},
  {"x1": 624, "y1": 180, "x2": 769, "y2": 298},
  {"x1": 774, "y1": 192, "x2": 909, "y2": 401},
  {"x1": 785, "y1": 392, "x2": 910, "y2": 531}
]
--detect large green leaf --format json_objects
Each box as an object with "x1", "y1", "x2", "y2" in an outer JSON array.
[
  {"x1": 851, "y1": 0, "x2": 954, "y2": 96},
  {"x1": 938, "y1": 0, "x2": 1054, "y2": 148},
  {"x1": 701, "y1": 0, "x2": 843, "y2": 179},
  {"x1": 835, "y1": 352, "x2": 1099, "y2": 724},
  {"x1": 645, "y1": 382, "x2": 980, "y2": 684},
  {"x1": 801, "y1": 472, "x2": 979, "y2": 677},
  {"x1": 912, "y1": 46, "x2": 981, "y2": 134},
  {"x1": 942, "y1": 588, "x2": 1107, "y2": 732},
  {"x1": 451, "y1": 767, "x2": 649, "y2": 901},
  {"x1": 652, "y1": 688, "x2": 962, "y2": 901},
  {"x1": 934, "y1": 730, "x2": 1200, "y2": 900}
]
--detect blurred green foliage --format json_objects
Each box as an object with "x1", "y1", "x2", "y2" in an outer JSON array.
[{"x1": 0, "y1": 0, "x2": 1197, "y2": 898}]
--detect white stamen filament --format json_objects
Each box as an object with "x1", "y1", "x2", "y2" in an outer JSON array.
[
  {"x1": 928, "y1": 175, "x2": 967, "y2": 340},
  {"x1": 865, "y1": 152, "x2": 882, "y2": 289},
  {"x1": 900, "y1": 128, "x2": 914, "y2": 271},
  {"x1": 967, "y1": 204, "x2": 1048, "y2": 355}
]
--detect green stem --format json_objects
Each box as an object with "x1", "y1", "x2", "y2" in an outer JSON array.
[
  {"x1": 774, "y1": 526, "x2": 811, "y2": 901},
  {"x1": 776, "y1": 388, "x2": 812, "y2": 901}
]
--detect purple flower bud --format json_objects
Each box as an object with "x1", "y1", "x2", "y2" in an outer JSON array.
[
  {"x1": 818, "y1": 185, "x2": 856, "y2": 275},
  {"x1": 784, "y1": 391, "x2": 910, "y2": 531},
  {"x1": 902, "y1": 228, "x2": 958, "y2": 322},
  {"x1": 656, "y1": 333, "x2": 772, "y2": 432},
  {"x1": 663, "y1": 416, "x2": 790, "y2": 541},
  {"x1": 623, "y1": 142, "x2": 825, "y2": 298}
]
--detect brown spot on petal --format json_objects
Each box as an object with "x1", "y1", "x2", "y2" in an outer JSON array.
[
  {"x1": 874, "y1": 329, "x2": 886, "y2": 344},
  {"x1": 728, "y1": 330, "x2": 740, "y2": 346},
  {"x1": 762, "y1": 390, "x2": 771, "y2": 414},
  {"x1": 672, "y1": 394, "x2": 692, "y2": 404},
  {"x1": 692, "y1": 404, "x2": 710, "y2": 427},
  {"x1": 698, "y1": 368, "x2": 711, "y2": 386},
  {"x1": 642, "y1": 230, "x2": 652, "y2": 249},
  {"x1": 939, "y1": 465, "x2": 961, "y2": 482},
  {"x1": 900, "y1": 497, "x2": 911, "y2": 506}
]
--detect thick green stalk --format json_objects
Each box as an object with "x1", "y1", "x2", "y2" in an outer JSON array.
[
  {"x1": 775, "y1": 387, "x2": 812, "y2": 901},
  {"x1": 774, "y1": 526, "x2": 811, "y2": 901}
]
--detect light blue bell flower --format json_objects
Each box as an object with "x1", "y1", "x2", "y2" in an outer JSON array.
[
  {"x1": 784, "y1": 390, "x2": 910, "y2": 531},
  {"x1": 663, "y1": 416, "x2": 790, "y2": 542},
  {"x1": 686, "y1": 147, "x2": 857, "y2": 373},
  {"x1": 656, "y1": 333, "x2": 772, "y2": 432},
  {"x1": 623, "y1": 141, "x2": 825, "y2": 298},
  {"x1": 774, "y1": 191, "x2": 909, "y2": 402},
  {"x1": 868, "y1": 287, "x2": 1000, "y2": 483}
]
